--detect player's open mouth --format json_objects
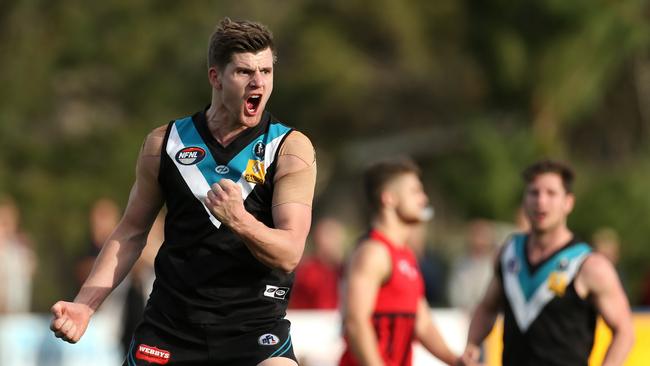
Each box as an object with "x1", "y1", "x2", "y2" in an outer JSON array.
[{"x1": 245, "y1": 94, "x2": 262, "y2": 115}]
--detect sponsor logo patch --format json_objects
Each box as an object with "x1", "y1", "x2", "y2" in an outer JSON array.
[
  {"x1": 215, "y1": 165, "x2": 230, "y2": 174},
  {"x1": 244, "y1": 159, "x2": 266, "y2": 184},
  {"x1": 175, "y1": 147, "x2": 206, "y2": 165},
  {"x1": 135, "y1": 344, "x2": 171, "y2": 364},
  {"x1": 548, "y1": 272, "x2": 568, "y2": 297},
  {"x1": 397, "y1": 259, "x2": 419, "y2": 280},
  {"x1": 253, "y1": 141, "x2": 266, "y2": 159},
  {"x1": 264, "y1": 285, "x2": 289, "y2": 300},
  {"x1": 258, "y1": 333, "x2": 280, "y2": 346}
]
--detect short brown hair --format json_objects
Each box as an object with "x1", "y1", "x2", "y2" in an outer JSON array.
[
  {"x1": 522, "y1": 159, "x2": 575, "y2": 193},
  {"x1": 207, "y1": 18, "x2": 276, "y2": 69},
  {"x1": 364, "y1": 158, "x2": 421, "y2": 215}
]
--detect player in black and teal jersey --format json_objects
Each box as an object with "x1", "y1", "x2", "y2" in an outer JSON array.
[
  {"x1": 50, "y1": 18, "x2": 316, "y2": 366},
  {"x1": 462, "y1": 160, "x2": 634, "y2": 366}
]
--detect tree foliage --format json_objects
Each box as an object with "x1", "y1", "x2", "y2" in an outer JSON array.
[{"x1": 1, "y1": 0, "x2": 649, "y2": 309}]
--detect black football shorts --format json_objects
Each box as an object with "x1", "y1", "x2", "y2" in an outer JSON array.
[{"x1": 123, "y1": 306, "x2": 296, "y2": 365}]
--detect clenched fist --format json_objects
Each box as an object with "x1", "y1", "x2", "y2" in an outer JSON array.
[
  {"x1": 50, "y1": 301, "x2": 94, "y2": 344},
  {"x1": 205, "y1": 179, "x2": 248, "y2": 227}
]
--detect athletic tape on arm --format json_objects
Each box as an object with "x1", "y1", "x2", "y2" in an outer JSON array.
[{"x1": 273, "y1": 131, "x2": 317, "y2": 207}]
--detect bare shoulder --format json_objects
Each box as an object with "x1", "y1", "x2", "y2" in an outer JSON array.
[
  {"x1": 350, "y1": 238, "x2": 391, "y2": 277},
  {"x1": 284, "y1": 130, "x2": 312, "y2": 145},
  {"x1": 578, "y1": 252, "x2": 620, "y2": 292},
  {"x1": 141, "y1": 124, "x2": 169, "y2": 157}
]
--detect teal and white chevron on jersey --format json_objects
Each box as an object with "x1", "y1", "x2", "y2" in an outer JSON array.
[
  {"x1": 501, "y1": 234, "x2": 592, "y2": 332},
  {"x1": 165, "y1": 116, "x2": 291, "y2": 229}
]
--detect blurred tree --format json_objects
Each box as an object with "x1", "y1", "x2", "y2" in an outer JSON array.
[{"x1": 0, "y1": 0, "x2": 649, "y2": 309}]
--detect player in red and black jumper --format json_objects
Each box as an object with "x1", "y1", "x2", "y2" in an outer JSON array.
[{"x1": 339, "y1": 158, "x2": 470, "y2": 366}]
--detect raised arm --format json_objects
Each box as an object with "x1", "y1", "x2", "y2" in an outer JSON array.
[
  {"x1": 576, "y1": 253, "x2": 634, "y2": 366},
  {"x1": 342, "y1": 240, "x2": 391, "y2": 366},
  {"x1": 50, "y1": 126, "x2": 166, "y2": 343},
  {"x1": 205, "y1": 131, "x2": 317, "y2": 272}
]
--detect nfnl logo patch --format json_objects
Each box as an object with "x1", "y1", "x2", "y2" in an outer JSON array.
[
  {"x1": 135, "y1": 344, "x2": 171, "y2": 364},
  {"x1": 264, "y1": 285, "x2": 289, "y2": 300},
  {"x1": 175, "y1": 147, "x2": 206, "y2": 165},
  {"x1": 258, "y1": 333, "x2": 280, "y2": 346}
]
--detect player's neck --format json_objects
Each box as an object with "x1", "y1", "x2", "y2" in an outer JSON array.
[
  {"x1": 528, "y1": 225, "x2": 572, "y2": 254},
  {"x1": 206, "y1": 103, "x2": 248, "y2": 147},
  {"x1": 372, "y1": 213, "x2": 412, "y2": 247}
]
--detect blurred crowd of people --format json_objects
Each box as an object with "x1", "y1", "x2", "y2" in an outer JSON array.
[
  {"x1": 0, "y1": 196, "x2": 36, "y2": 314},
  {"x1": 1, "y1": 194, "x2": 650, "y2": 317},
  {"x1": 0, "y1": 196, "x2": 164, "y2": 355}
]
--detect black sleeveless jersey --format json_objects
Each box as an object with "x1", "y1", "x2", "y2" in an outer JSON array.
[
  {"x1": 498, "y1": 234, "x2": 597, "y2": 366},
  {"x1": 148, "y1": 109, "x2": 295, "y2": 330}
]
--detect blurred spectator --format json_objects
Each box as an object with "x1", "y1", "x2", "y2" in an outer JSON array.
[
  {"x1": 408, "y1": 223, "x2": 448, "y2": 307},
  {"x1": 73, "y1": 197, "x2": 125, "y2": 341},
  {"x1": 0, "y1": 196, "x2": 36, "y2": 313},
  {"x1": 447, "y1": 219, "x2": 496, "y2": 312},
  {"x1": 75, "y1": 198, "x2": 121, "y2": 288},
  {"x1": 515, "y1": 205, "x2": 530, "y2": 232},
  {"x1": 289, "y1": 217, "x2": 344, "y2": 309},
  {"x1": 592, "y1": 227, "x2": 621, "y2": 265},
  {"x1": 592, "y1": 227, "x2": 628, "y2": 294}
]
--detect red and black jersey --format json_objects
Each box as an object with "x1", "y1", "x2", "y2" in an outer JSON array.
[{"x1": 339, "y1": 229, "x2": 424, "y2": 366}]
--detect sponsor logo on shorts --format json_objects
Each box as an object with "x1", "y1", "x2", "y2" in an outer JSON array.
[
  {"x1": 175, "y1": 147, "x2": 206, "y2": 165},
  {"x1": 258, "y1": 333, "x2": 280, "y2": 346},
  {"x1": 253, "y1": 141, "x2": 266, "y2": 159},
  {"x1": 135, "y1": 344, "x2": 171, "y2": 364},
  {"x1": 264, "y1": 285, "x2": 289, "y2": 300},
  {"x1": 215, "y1": 165, "x2": 230, "y2": 174}
]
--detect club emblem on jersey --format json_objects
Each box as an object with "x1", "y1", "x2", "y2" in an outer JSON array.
[
  {"x1": 175, "y1": 147, "x2": 206, "y2": 165},
  {"x1": 135, "y1": 344, "x2": 171, "y2": 364},
  {"x1": 253, "y1": 141, "x2": 266, "y2": 159},
  {"x1": 245, "y1": 159, "x2": 266, "y2": 184},
  {"x1": 258, "y1": 333, "x2": 280, "y2": 346},
  {"x1": 548, "y1": 272, "x2": 568, "y2": 297},
  {"x1": 264, "y1": 285, "x2": 289, "y2": 300},
  {"x1": 506, "y1": 258, "x2": 520, "y2": 274}
]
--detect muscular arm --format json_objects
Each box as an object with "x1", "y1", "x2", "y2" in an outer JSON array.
[
  {"x1": 50, "y1": 126, "x2": 166, "y2": 343},
  {"x1": 342, "y1": 241, "x2": 390, "y2": 366},
  {"x1": 577, "y1": 254, "x2": 634, "y2": 366},
  {"x1": 207, "y1": 131, "x2": 317, "y2": 273},
  {"x1": 74, "y1": 127, "x2": 166, "y2": 311},
  {"x1": 415, "y1": 299, "x2": 459, "y2": 365}
]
